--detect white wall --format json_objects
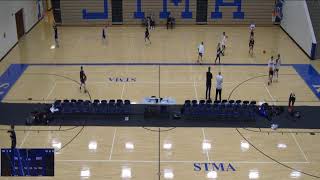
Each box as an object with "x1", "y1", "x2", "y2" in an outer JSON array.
[
  {"x1": 281, "y1": 0, "x2": 316, "y2": 58},
  {"x1": 0, "y1": 0, "x2": 44, "y2": 60}
]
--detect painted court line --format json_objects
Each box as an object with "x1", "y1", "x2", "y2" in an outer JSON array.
[
  {"x1": 46, "y1": 81, "x2": 57, "y2": 102},
  {"x1": 290, "y1": 131, "x2": 309, "y2": 162},
  {"x1": 264, "y1": 84, "x2": 277, "y2": 105},
  {"x1": 192, "y1": 68, "x2": 199, "y2": 101},
  {"x1": 55, "y1": 81, "x2": 265, "y2": 84},
  {"x1": 56, "y1": 159, "x2": 311, "y2": 164},
  {"x1": 19, "y1": 126, "x2": 33, "y2": 148},
  {"x1": 201, "y1": 128, "x2": 210, "y2": 162},
  {"x1": 121, "y1": 83, "x2": 126, "y2": 99},
  {"x1": 109, "y1": 127, "x2": 117, "y2": 160},
  {"x1": 27, "y1": 63, "x2": 295, "y2": 66}
]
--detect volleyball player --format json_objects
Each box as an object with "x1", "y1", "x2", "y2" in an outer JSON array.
[
  {"x1": 249, "y1": 23, "x2": 255, "y2": 39},
  {"x1": 267, "y1": 56, "x2": 275, "y2": 85},
  {"x1": 53, "y1": 24, "x2": 59, "y2": 48},
  {"x1": 197, "y1": 42, "x2": 205, "y2": 63},
  {"x1": 80, "y1": 66, "x2": 87, "y2": 93},
  {"x1": 221, "y1": 32, "x2": 227, "y2": 56},
  {"x1": 215, "y1": 43, "x2": 222, "y2": 64},
  {"x1": 249, "y1": 36, "x2": 254, "y2": 55},
  {"x1": 145, "y1": 27, "x2": 151, "y2": 44},
  {"x1": 274, "y1": 54, "x2": 281, "y2": 81},
  {"x1": 102, "y1": 25, "x2": 107, "y2": 40}
]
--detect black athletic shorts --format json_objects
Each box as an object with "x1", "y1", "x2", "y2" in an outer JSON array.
[{"x1": 269, "y1": 70, "x2": 274, "y2": 76}]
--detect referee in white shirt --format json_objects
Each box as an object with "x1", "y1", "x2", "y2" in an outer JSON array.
[
  {"x1": 197, "y1": 42, "x2": 205, "y2": 63},
  {"x1": 215, "y1": 72, "x2": 223, "y2": 101}
]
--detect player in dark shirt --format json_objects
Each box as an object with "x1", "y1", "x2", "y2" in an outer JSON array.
[
  {"x1": 80, "y1": 66, "x2": 87, "y2": 93},
  {"x1": 206, "y1": 67, "x2": 213, "y2": 100},
  {"x1": 145, "y1": 27, "x2": 151, "y2": 44},
  {"x1": 215, "y1": 43, "x2": 222, "y2": 64},
  {"x1": 54, "y1": 24, "x2": 59, "y2": 48},
  {"x1": 249, "y1": 37, "x2": 254, "y2": 55}
]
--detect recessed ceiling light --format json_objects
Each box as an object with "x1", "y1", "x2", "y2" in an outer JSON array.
[
  {"x1": 277, "y1": 143, "x2": 287, "y2": 149},
  {"x1": 207, "y1": 171, "x2": 217, "y2": 179},
  {"x1": 125, "y1": 142, "x2": 134, "y2": 150},
  {"x1": 51, "y1": 139, "x2": 61, "y2": 150},
  {"x1": 80, "y1": 167, "x2": 90, "y2": 178},
  {"x1": 241, "y1": 140, "x2": 250, "y2": 151},
  {"x1": 88, "y1": 141, "x2": 97, "y2": 151},
  {"x1": 121, "y1": 167, "x2": 132, "y2": 179},
  {"x1": 290, "y1": 171, "x2": 301, "y2": 178},
  {"x1": 249, "y1": 169, "x2": 259, "y2": 179},
  {"x1": 164, "y1": 169, "x2": 174, "y2": 179},
  {"x1": 202, "y1": 140, "x2": 211, "y2": 151},
  {"x1": 163, "y1": 143, "x2": 172, "y2": 150}
]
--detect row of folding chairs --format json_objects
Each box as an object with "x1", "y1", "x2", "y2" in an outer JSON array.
[
  {"x1": 53, "y1": 99, "x2": 131, "y2": 114},
  {"x1": 182, "y1": 99, "x2": 257, "y2": 119}
]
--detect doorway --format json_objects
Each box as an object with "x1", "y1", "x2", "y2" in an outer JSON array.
[
  {"x1": 15, "y1": 9, "x2": 25, "y2": 39},
  {"x1": 112, "y1": 0, "x2": 123, "y2": 24},
  {"x1": 196, "y1": 0, "x2": 208, "y2": 24}
]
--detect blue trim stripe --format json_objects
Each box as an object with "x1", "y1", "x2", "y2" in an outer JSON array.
[
  {"x1": 27, "y1": 63, "x2": 293, "y2": 66},
  {"x1": 293, "y1": 64, "x2": 320, "y2": 100},
  {"x1": 0, "y1": 64, "x2": 28, "y2": 102}
]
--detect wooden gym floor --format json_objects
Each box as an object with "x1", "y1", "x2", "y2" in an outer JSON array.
[{"x1": 0, "y1": 12, "x2": 320, "y2": 179}]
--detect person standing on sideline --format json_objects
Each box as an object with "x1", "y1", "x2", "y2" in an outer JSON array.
[
  {"x1": 80, "y1": 66, "x2": 87, "y2": 93},
  {"x1": 274, "y1": 54, "x2": 281, "y2": 81},
  {"x1": 267, "y1": 56, "x2": 275, "y2": 85},
  {"x1": 102, "y1": 25, "x2": 107, "y2": 40},
  {"x1": 221, "y1": 32, "x2": 227, "y2": 56},
  {"x1": 197, "y1": 42, "x2": 205, "y2": 63},
  {"x1": 249, "y1": 36, "x2": 254, "y2": 55},
  {"x1": 206, "y1": 67, "x2": 213, "y2": 100},
  {"x1": 145, "y1": 27, "x2": 151, "y2": 44},
  {"x1": 215, "y1": 43, "x2": 222, "y2": 64},
  {"x1": 54, "y1": 24, "x2": 59, "y2": 48},
  {"x1": 288, "y1": 92, "x2": 296, "y2": 108},
  {"x1": 7, "y1": 125, "x2": 16, "y2": 149},
  {"x1": 215, "y1": 72, "x2": 223, "y2": 101}
]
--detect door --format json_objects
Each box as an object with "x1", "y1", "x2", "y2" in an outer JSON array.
[
  {"x1": 196, "y1": 0, "x2": 208, "y2": 24},
  {"x1": 52, "y1": 0, "x2": 61, "y2": 23},
  {"x1": 112, "y1": 0, "x2": 123, "y2": 24},
  {"x1": 15, "y1": 9, "x2": 25, "y2": 39}
]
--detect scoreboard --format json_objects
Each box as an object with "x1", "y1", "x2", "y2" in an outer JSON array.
[{"x1": 1, "y1": 148, "x2": 54, "y2": 176}]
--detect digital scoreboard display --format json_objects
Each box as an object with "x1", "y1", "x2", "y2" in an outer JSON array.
[{"x1": 1, "y1": 148, "x2": 54, "y2": 176}]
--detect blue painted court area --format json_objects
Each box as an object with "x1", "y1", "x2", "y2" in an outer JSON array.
[
  {"x1": 293, "y1": 64, "x2": 320, "y2": 100},
  {"x1": 0, "y1": 64, "x2": 28, "y2": 101}
]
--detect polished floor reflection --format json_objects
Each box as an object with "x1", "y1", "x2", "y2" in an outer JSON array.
[{"x1": 0, "y1": 126, "x2": 319, "y2": 179}]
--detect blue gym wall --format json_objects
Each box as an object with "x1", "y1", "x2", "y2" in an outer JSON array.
[{"x1": 59, "y1": 0, "x2": 274, "y2": 25}]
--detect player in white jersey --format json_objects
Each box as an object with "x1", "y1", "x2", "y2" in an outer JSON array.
[
  {"x1": 221, "y1": 32, "x2": 227, "y2": 56},
  {"x1": 249, "y1": 23, "x2": 255, "y2": 39},
  {"x1": 197, "y1": 42, "x2": 205, "y2": 63},
  {"x1": 267, "y1": 56, "x2": 275, "y2": 85}
]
